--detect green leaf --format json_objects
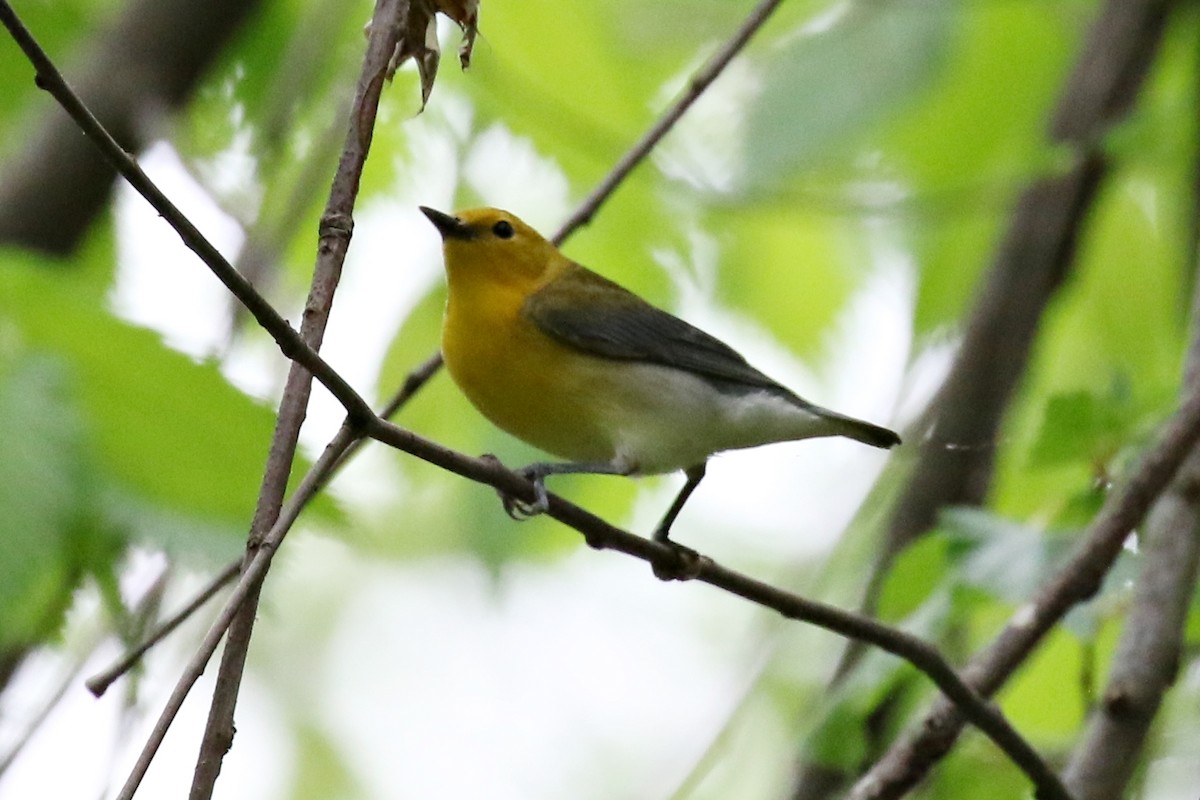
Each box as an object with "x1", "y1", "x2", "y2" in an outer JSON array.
[
  {"x1": 875, "y1": 534, "x2": 949, "y2": 623},
  {"x1": 929, "y1": 737, "x2": 1031, "y2": 800},
  {"x1": 0, "y1": 0, "x2": 123, "y2": 146},
  {"x1": 997, "y1": 623, "x2": 1118, "y2": 742},
  {"x1": 941, "y1": 506, "x2": 1138, "y2": 640},
  {"x1": 1029, "y1": 387, "x2": 1133, "y2": 467},
  {"x1": 805, "y1": 693, "x2": 872, "y2": 770},
  {"x1": 0, "y1": 258, "x2": 319, "y2": 533},
  {"x1": 942, "y1": 508, "x2": 1063, "y2": 605},
  {"x1": 0, "y1": 354, "x2": 117, "y2": 647},
  {"x1": 893, "y1": 1, "x2": 1086, "y2": 332}
]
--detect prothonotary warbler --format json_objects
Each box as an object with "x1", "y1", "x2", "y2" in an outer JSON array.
[{"x1": 421, "y1": 206, "x2": 901, "y2": 553}]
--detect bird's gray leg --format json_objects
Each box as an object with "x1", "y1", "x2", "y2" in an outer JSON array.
[
  {"x1": 499, "y1": 459, "x2": 633, "y2": 519},
  {"x1": 650, "y1": 463, "x2": 708, "y2": 581},
  {"x1": 653, "y1": 462, "x2": 707, "y2": 543}
]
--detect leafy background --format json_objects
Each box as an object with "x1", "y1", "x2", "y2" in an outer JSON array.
[{"x1": 0, "y1": 0, "x2": 1197, "y2": 798}]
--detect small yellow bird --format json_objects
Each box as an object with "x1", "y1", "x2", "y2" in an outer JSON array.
[{"x1": 421, "y1": 206, "x2": 900, "y2": 547}]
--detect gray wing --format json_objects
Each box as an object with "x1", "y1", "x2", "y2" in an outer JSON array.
[
  {"x1": 523, "y1": 264, "x2": 806, "y2": 401},
  {"x1": 525, "y1": 264, "x2": 903, "y2": 450}
]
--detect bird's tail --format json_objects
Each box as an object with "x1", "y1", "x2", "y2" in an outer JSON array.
[{"x1": 816, "y1": 408, "x2": 901, "y2": 449}]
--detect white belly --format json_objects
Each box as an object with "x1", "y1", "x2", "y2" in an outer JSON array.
[{"x1": 577, "y1": 361, "x2": 836, "y2": 475}]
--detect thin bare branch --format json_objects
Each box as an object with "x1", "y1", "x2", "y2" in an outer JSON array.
[
  {"x1": 99, "y1": 404, "x2": 1068, "y2": 800},
  {"x1": 550, "y1": 0, "x2": 787, "y2": 244},
  {"x1": 868, "y1": 0, "x2": 1171, "y2": 604},
  {"x1": 792, "y1": 159, "x2": 1104, "y2": 800},
  {"x1": 1061, "y1": 430, "x2": 1200, "y2": 800},
  {"x1": 50, "y1": 0, "x2": 787, "y2": 684},
  {"x1": 85, "y1": 561, "x2": 240, "y2": 698},
  {"x1": 0, "y1": 656, "x2": 86, "y2": 777},
  {"x1": 0, "y1": 564, "x2": 167, "y2": 778},
  {"x1": 314, "y1": 350, "x2": 446, "y2": 494}
]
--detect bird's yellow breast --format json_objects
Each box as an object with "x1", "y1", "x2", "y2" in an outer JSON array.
[{"x1": 441, "y1": 276, "x2": 618, "y2": 463}]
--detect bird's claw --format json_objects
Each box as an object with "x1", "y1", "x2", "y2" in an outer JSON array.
[
  {"x1": 500, "y1": 482, "x2": 548, "y2": 520},
  {"x1": 651, "y1": 538, "x2": 706, "y2": 581},
  {"x1": 482, "y1": 454, "x2": 549, "y2": 521}
]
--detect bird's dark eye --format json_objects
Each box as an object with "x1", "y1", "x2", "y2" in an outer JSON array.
[{"x1": 492, "y1": 220, "x2": 514, "y2": 239}]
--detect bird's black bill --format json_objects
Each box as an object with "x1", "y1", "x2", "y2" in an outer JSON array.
[{"x1": 419, "y1": 206, "x2": 474, "y2": 241}]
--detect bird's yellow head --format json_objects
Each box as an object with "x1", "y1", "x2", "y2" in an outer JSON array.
[{"x1": 420, "y1": 207, "x2": 563, "y2": 293}]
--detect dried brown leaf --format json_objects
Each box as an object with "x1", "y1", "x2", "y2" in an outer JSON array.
[
  {"x1": 434, "y1": 0, "x2": 479, "y2": 68},
  {"x1": 380, "y1": 0, "x2": 480, "y2": 108}
]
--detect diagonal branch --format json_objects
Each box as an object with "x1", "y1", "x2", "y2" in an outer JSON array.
[
  {"x1": 85, "y1": 560, "x2": 240, "y2": 698},
  {"x1": 1061, "y1": 377, "x2": 1200, "y2": 799},
  {"x1": 794, "y1": 158, "x2": 1102, "y2": 800},
  {"x1": 118, "y1": 403, "x2": 1078, "y2": 800},
  {"x1": 870, "y1": 0, "x2": 1173, "y2": 612},
  {"x1": 83, "y1": 350, "x2": 443, "y2": 699},
  {"x1": 361, "y1": 417, "x2": 1073, "y2": 800},
  {"x1": 1059, "y1": 56, "x2": 1200, "y2": 799},
  {"x1": 849, "y1": 365, "x2": 1200, "y2": 800}
]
